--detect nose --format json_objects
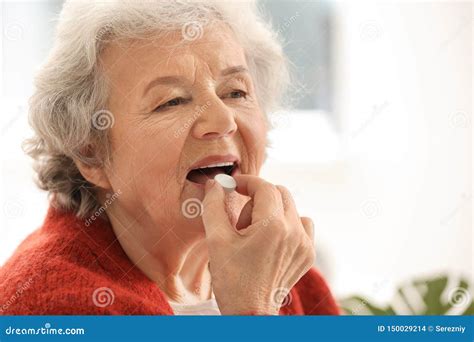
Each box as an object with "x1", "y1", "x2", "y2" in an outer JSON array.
[{"x1": 191, "y1": 98, "x2": 237, "y2": 140}]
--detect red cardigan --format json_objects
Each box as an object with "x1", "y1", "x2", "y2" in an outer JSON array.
[{"x1": 0, "y1": 206, "x2": 340, "y2": 315}]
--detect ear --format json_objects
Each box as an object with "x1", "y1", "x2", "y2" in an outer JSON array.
[{"x1": 74, "y1": 158, "x2": 112, "y2": 190}]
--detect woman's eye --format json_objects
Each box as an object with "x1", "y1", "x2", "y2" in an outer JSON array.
[
  {"x1": 153, "y1": 97, "x2": 188, "y2": 112},
  {"x1": 226, "y1": 90, "x2": 247, "y2": 99}
]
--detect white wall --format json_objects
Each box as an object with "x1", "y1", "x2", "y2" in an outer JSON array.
[
  {"x1": 1, "y1": 1, "x2": 57, "y2": 264},
  {"x1": 263, "y1": 1, "x2": 472, "y2": 304}
]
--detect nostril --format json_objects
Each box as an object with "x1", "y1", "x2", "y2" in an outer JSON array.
[
  {"x1": 193, "y1": 114, "x2": 237, "y2": 140},
  {"x1": 201, "y1": 128, "x2": 235, "y2": 139},
  {"x1": 202, "y1": 132, "x2": 221, "y2": 139}
]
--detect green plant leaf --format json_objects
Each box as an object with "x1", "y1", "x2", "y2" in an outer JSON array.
[{"x1": 339, "y1": 274, "x2": 473, "y2": 315}]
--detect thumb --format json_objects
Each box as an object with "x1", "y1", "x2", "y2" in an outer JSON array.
[{"x1": 202, "y1": 180, "x2": 233, "y2": 239}]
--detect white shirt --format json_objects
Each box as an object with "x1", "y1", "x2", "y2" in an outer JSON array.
[{"x1": 169, "y1": 296, "x2": 221, "y2": 315}]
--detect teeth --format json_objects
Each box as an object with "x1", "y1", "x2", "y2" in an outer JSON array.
[{"x1": 197, "y1": 162, "x2": 234, "y2": 169}]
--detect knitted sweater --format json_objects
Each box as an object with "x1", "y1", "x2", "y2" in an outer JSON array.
[{"x1": 0, "y1": 206, "x2": 340, "y2": 315}]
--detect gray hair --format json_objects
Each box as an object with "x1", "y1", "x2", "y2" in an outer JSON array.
[{"x1": 23, "y1": 0, "x2": 291, "y2": 218}]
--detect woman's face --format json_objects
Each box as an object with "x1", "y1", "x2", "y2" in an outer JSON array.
[{"x1": 98, "y1": 22, "x2": 267, "y2": 240}]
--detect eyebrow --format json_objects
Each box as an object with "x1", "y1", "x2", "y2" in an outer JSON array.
[
  {"x1": 142, "y1": 65, "x2": 249, "y2": 96},
  {"x1": 220, "y1": 65, "x2": 249, "y2": 77},
  {"x1": 142, "y1": 76, "x2": 188, "y2": 96}
]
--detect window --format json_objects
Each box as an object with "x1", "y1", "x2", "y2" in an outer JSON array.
[{"x1": 260, "y1": 0, "x2": 333, "y2": 111}]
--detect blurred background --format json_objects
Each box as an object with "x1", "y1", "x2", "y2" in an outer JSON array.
[{"x1": 1, "y1": 1, "x2": 472, "y2": 314}]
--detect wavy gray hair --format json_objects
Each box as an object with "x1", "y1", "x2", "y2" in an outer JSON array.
[{"x1": 24, "y1": 0, "x2": 291, "y2": 218}]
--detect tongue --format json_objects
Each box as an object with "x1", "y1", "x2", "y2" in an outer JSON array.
[{"x1": 187, "y1": 167, "x2": 227, "y2": 185}]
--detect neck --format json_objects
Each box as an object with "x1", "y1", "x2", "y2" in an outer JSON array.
[{"x1": 104, "y1": 206, "x2": 212, "y2": 304}]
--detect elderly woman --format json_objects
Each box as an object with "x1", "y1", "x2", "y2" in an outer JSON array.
[{"x1": 0, "y1": 0, "x2": 339, "y2": 315}]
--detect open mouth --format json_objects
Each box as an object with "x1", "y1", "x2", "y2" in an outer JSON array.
[{"x1": 186, "y1": 162, "x2": 238, "y2": 185}]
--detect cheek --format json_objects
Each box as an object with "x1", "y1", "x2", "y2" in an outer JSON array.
[
  {"x1": 107, "y1": 118, "x2": 186, "y2": 197},
  {"x1": 105, "y1": 120, "x2": 189, "y2": 227},
  {"x1": 237, "y1": 112, "x2": 267, "y2": 173}
]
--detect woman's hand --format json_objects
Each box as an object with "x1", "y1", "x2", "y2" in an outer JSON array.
[{"x1": 202, "y1": 175, "x2": 315, "y2": 315}]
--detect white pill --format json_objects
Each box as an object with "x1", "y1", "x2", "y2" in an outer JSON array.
[{"x1": 214, "y1": 174, "x2": 237, "y2": 193}]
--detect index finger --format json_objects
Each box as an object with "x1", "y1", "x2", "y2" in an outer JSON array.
[
  {"x1": 233, "y1": 174, "x2": 267, "y2": 197},
  {"x1": 233, "y1": 175, "x2": 283, "y2": 223}
]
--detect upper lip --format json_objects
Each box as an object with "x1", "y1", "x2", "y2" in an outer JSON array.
[{"x1": 188, "y1": 154, "x2": 240, "y2": 172}]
